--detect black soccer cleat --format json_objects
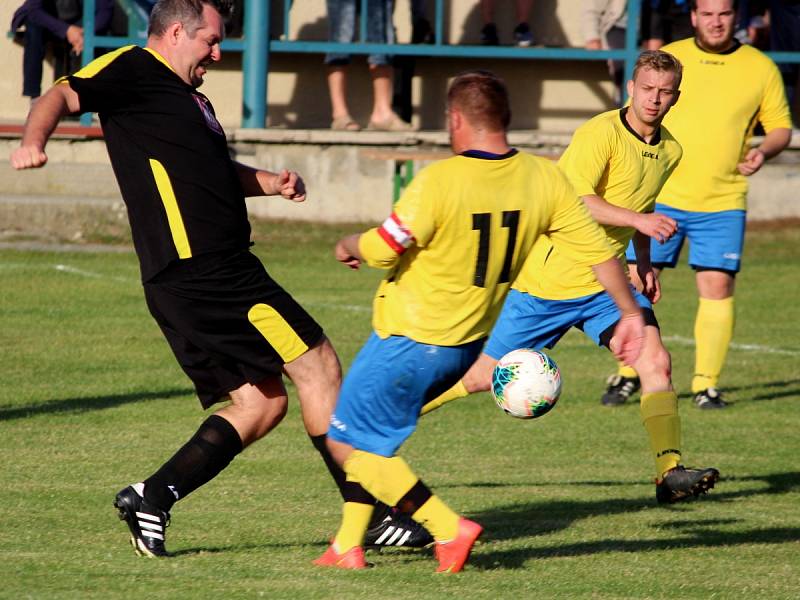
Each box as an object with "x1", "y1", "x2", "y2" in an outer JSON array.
[
  {"x1": 601, "y1": 374, "x2": 641, "y2": 406},
  {"x1": 364, "y1": 505, "x2": 434, "y2": 549},
  {"x1": 656, "y1": 466, "x2": 720, "y2": 504},
  {"x1": 114, "y1": 483, "x2": 171, "y2": 557},
  {"x1": 694, "y1": 387, "x2": 728, "y2": 409}
]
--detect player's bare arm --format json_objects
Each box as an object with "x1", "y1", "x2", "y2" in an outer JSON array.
[
  {"x1": 581, "y1": 194, "x2": 677, "y2": 243},
  {"x1": 591, "y1": 257, "x2": 645, "y2": 366},
  {"x1": 632, "y1": 230, "x2": 661, "y2": 303},
  {"x1": 335, "y1": 233, "x2": 363, "y2": 270},
  {"x1": 11, "y1": 83, "x2": 81, "y2": 170},
  {"x1": 233, "y1": 162, "x2": 306, "y2": 201},
  {"x1": 737, "y1": 128, "x2": 792, "y2": 176}
]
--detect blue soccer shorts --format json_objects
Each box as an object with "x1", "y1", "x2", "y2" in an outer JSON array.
[
  {"x1": 328, "y1": 333, "x2": 484, "y2": 457},
  {"x1": 484, "y1": 288, "x2": 655, "y2": 360},
  {"x1": 624, "y1": 205, "x2": 746, "y2": 273}
]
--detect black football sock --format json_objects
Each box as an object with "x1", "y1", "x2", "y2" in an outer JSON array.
[
  {"x1": 309, "y1": 434, "x2": 382, "y2": 517},
  {"x1": 143, "y1": 414, "x2": 243, "y2": 512},
  {"x1": 310, "y1": 434, "x2": 347, "y2": 492}
]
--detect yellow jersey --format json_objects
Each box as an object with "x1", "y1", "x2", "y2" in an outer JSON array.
[
  {"x1": 358, "y1": 150, "x2": 614, "y2": 346},
  {"x1": 517, "y1": 107, "x2": 682, "y2": 300},
  {"x1": 659, "y1": 38, "x2": 792, "y2": 212}
]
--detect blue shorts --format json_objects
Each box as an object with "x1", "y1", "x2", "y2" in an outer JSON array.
[
  {"x1": 624, "y1": 205, "x2": 746, "y2": 273},
  {"x1": 484, "y1": 288, "x2": 654, "y2": 359},
  {"x1": 328, "y1": 333, "x2": 483, "y2": 457}
]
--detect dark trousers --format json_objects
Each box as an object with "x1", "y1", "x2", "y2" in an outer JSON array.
[
  {"x1": 22, "y1": 22, "x2": 80, "y2": 98},
  {"x1": 769, "y1": 0, "x2": 800, "y2": 111}
]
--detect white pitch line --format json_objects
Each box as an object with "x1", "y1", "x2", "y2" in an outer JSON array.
[
  {"x1": 302, "y1": 300, "x2": 371, "y2": 313},
  {"x1": 54, "y1": 264, "x2": 135, "y2": 284},
  {"x1": 662, "y1": 334, "x2": 800, "y2": 357},
  {"x1": 20, "y1": 267, "x2": 800, "y2": 355}
]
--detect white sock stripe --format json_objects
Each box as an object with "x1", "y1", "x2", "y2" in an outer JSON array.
[
  {"x1": 141, "y1": 530, "x2": 164, "y2": 540},
  {"x1": 136, "y1": 511, "x2": 161, "y2": 523}
]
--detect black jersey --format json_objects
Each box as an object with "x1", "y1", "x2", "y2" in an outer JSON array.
[{"x1": 67, "y1": 45, "x2": 250, "y2": 281}]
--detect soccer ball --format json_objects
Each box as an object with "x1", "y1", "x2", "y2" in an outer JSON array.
[{"x1": 491, "y1": 349, "x2": 562, "y2": 419}]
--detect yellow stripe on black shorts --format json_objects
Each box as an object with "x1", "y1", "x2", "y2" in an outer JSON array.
[{"x1": 248, "y1": 303, "x2": 309, "y2": 364}]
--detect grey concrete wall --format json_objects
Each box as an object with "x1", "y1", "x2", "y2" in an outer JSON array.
[{"x1": 1, "y1": 132, "x2": 798, "y2": 226}]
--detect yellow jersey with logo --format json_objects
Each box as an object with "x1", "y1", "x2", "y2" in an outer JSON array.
[
  {"x1": 659, "y1": 38, "x2": 791, "y2": 212},
  {"x1": 357, "y1": 150, "x2": 614, "y2": 346},
  {"x1": 516, "y1": 107, "x2": 682, "y2": 300}
]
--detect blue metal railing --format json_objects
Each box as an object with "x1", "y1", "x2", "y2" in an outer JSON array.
[{"x1": 78, "y1": 0, "x2": 800, "y2": 129}]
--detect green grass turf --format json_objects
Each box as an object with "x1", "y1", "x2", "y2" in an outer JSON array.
[{"x1": 1, "y1": 222, "x2": 798, "y2": 599}]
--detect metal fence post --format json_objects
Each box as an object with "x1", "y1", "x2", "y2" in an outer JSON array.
[
  {"x1": 622, "y1": 0, "x2": 641, "y2": 102},
  {"x1": 242, "y1": 0, "x2": 269, "y2": 128},
  {"x1": 79, "y1": 0, "x2": 97, "y2": 126}
]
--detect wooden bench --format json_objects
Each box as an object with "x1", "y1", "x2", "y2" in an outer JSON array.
[{"x1": 359, "y1": 148, "x2": 451, "y2": 202}]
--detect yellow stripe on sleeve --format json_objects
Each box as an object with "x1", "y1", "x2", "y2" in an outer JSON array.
[
  {"x1": 247, "y1": 304, "x2": 309, "y2": 363},
  {"x1": 71, "y1": 45, "x2": 137, "y2": 79},
  {"x1": 148, "y1": 158, "x2": 192, "y2": 259}
]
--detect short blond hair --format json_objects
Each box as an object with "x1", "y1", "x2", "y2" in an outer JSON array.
[
  {"x1": 632, "y1": 50, "x2": 683, "y2": 89},
  {"x1": 447, "y1": 70, "x2": 511, "y2": 132}
]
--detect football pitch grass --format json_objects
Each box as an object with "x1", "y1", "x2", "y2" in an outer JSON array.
[{"x1": 2, "y1": 221, "x2": 799, "y2": 599}]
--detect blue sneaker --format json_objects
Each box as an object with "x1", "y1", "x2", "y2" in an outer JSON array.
[{"x1": 513, "y1": 22, "x2": 534, "y2": 47}]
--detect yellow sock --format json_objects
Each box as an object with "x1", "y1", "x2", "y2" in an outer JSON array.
[
  {"x1": 617, "y1": 363, "x2": 639, "y2": 379},
  {"x1": 344, "y1": 450, "x2": 419, "y2": 506},
  {"x1": 412, "y1": 495, "x2": 460, "y2": 541},
  {"x1": 333, "y1": 501, "x2": 375, "y2": 553},
  {"x1": 344, "y1": 450, "x2": 459, "y2": 541},
  {"x1": 640, "y1": 391, "x2": 681, "y2": 479},
  {"x1": 420, "y1": 380, "x2": 468, "y2": 415},
  {"x1": 692, "y1": 297, "x2": 734, "y2": 393}
]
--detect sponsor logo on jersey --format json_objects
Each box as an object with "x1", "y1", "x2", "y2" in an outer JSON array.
[
  {"x1": 192, "y1": 93, "x2": 224, "y2": 136},
  {"x1": 700, "y1": 59, "x2": 725, "y2": 66},
  {"x1": 377, "y1": 213, "x2": 415, "y2": 254},
  {"x1": 642, "y1": 151, "x2": 659, "y2": 159}
]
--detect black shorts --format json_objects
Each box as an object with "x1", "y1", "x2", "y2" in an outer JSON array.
[{"x1": 143, "y1": 249, "x2": 324, "y2": 408}]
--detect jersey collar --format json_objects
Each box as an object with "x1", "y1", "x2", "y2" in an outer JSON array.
[
  {"x1": 144, "y1": 47, "x2": 178, "y2": 75},
  {"x1": 618, "y1": 107, "x2": 662, "y2": 146},
  {"x1": 693, "y1": 37, "x2": 742, "y2": 55},
  {"x1": 460, "y1": 148, "x2": 518, "y2": 160}
]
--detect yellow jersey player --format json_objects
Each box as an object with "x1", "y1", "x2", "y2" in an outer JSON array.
[
  {"x1": 426, "y1": 51, "x2": 720, "y2": 505},
  {"x1": 610, "y1": 0, "x2": 792, "y2": 409},
  {"x1": 313, "y1": 71, "x2": 646, "y2": 573}
]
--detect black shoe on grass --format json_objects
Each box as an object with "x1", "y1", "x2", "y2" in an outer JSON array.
[
  {"x1": 114, "y1": 483, "x2": 171, "y2": 557},
  {"x1": 656, "y1": 466, "x2": 720, "y2": 504},
  {"x1": 364, "y1": 503, "x2": 434, "y2": 549},
  {"x1": 601, "y1": 374, "x2": 641, "y2": 406},
  {"x1": 694, "y1": 387, "x2": 728, "y2": 409}
]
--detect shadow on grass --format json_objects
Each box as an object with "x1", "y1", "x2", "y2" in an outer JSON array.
[
  {"x1": 470, "y1": 526, "x2": 800, "y2": 570},
  {"x1": 168, "y1": 472, "x2": 800, "y2": 560},
  {"x1": 463, "y1": 470, "x2": 800, "y2": 569},
  {"x1": 0, "y1": 388, "x2": 192, "y2": 421},
  {"x1": 675, "y1": 378, "x2": 800, "y2": 403}
]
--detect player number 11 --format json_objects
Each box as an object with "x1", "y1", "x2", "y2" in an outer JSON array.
[{"x1": 472, "y1": 210, "x2": 520, "y2": 287}]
